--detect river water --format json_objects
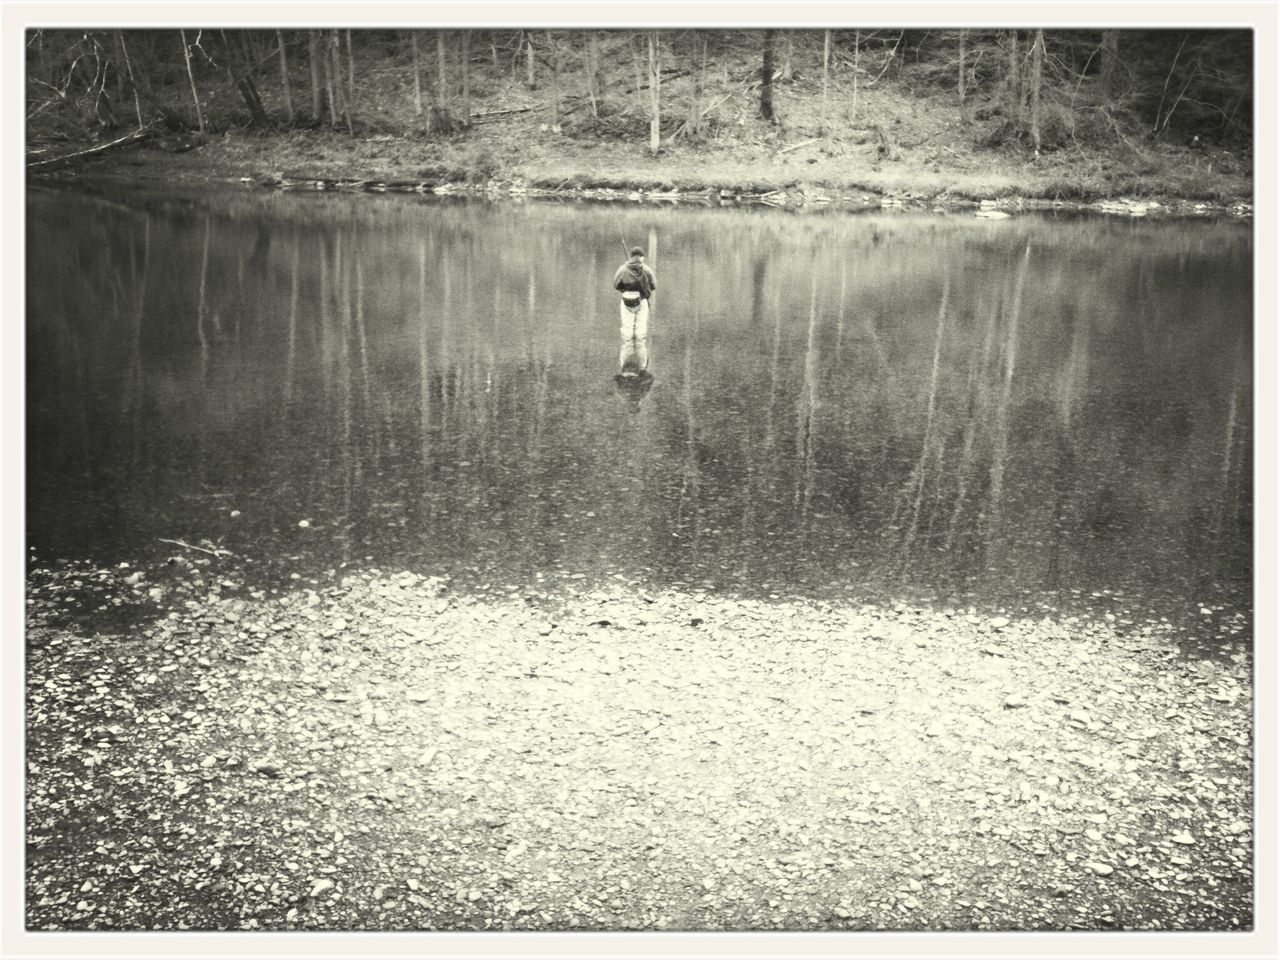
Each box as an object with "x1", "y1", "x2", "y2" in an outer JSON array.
[{"x1": 26, "y1": 186, "x2": 1252, "y2": 638}]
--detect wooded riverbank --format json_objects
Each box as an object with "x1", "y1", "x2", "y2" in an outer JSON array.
[{"x1": 27, "y1": 29, "x2": 1253, "y2": 210}]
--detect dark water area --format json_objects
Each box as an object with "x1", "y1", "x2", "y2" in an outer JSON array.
[{"x1": 26, "y1": 186, "x2": 1252, "y2": 639}]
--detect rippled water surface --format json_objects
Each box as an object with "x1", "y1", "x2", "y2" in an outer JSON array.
[{"x1": 26, "y1": 187, "x2": 1252, "y2": 630}]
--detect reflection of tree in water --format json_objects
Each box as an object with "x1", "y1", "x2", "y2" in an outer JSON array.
[{"x1": 23, "y1": 191, "x2": 1254, "y2": 614}]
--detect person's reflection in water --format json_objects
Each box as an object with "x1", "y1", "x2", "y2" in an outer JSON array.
[{"x1": 614, "y1": 335, "x2": 653, "y2": 413}]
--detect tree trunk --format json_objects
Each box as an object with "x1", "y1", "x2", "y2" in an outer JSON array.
[
  {"x1": 688, "y1": 31, "x2": 707, "y2": 137},
  {"x1": 308, "y1": 31, "x2": 323, "y2": 120},
  {"x1": 525, "y1": 31, "x2": 535, "y2": 88},
  {"x1": 822, "y1": 29, "x2": 830, "y2": 106},
  {"x1": 326, "y1": 30, "x2": 341, "y2": 129},
  {"x1": 1153, "y1": 33, "x2": 1190, "y2": 136},
  {"x1": 852, "y1": 29, "x2": 860, "y2": 121},
  {"x1": 548, "y1": 31, "x2": 560, "y2": 127},
  {"x1": 437, "y1": 30, "x2": 448, "y2": 112},
  {"x1": 110, "y1": 31, "x2": 126, "y2": 103},
  {"x1": 222, "y1": 31, "x2": 269, "y2": 128},
  {"x1": 1029, "y1": 29, "x2": 1044, "y2": 156},
  {"x1": 633, "y1": 36, "x2": 643, "y2": 101},
  {"x1": 411, "y1": 32, "x2": 424, "y2": 116},
  {"x1": 958, "y1": 29, "x2": 967, "y2": 103},
  {"x1": 587, "y1": 32, "x2": 600, "y2": 117},
  {"x1": 345, "y1": 29, "x2": 356, "y2": 134},
  {"x1": 114, "y1": 30, "x2": 144, "y2": 127},
  {"x1": 648, "y1": 31, "x2": 661, "y2": 155},
  {"x1": 781, "y1": 33, "x2": 793, "y2": 82},
  {"x1": 99, "y1": 43, "x2": 189, "y2": 131},
  {"x1": 1100, "y1": 29, "x2": 1120, "y2": 103},
  {"x1": 461, "y1": 30, "x2": 471, "y2": 125},
  {"x1": 180, "y1": 29, "x2": 205, "y2": 132},
  {"x1": 760, "y1": 29, "x2": 775, "y2": 122},
  {"x1": 1006, "y1": 30, "x2": 1023, "y2": 127},
  {"x1": 277, "y1": 30, "x2": 294, "y2": 122}
]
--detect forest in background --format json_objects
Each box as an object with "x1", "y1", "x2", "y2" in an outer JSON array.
[{"x1": 25, "y1": 28, "x2": 1254, "y2": 201}]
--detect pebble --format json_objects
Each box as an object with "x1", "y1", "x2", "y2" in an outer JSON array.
[{"x1": 1084, "y1": 862, "x2": 1114, "y2": 876}]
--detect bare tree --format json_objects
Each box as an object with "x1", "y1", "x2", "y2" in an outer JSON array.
[
  {"x1": 180, "y1": 29, "x2": 205, "y2": 132},
  {"x1": 852, "y1": 29, "x2": 860, "y2": 121},
  {"x1": 1006, "y1": 29, "x2": 1023, "y2": 128},
  {"x1": 276, "y1": 30, "x2": 294, "y2": 122},
  {"x1": 760, "y1": 29, "x2": 775, "y2": 121},
  {"x1": 648, "y1": 31, "x2": 661, "y2": 155},
  {"x1": 327, "y1": 30, "x2": 348, "y2": 132},
  {"x1": 687, "y1": 30, "x2": 708, "y2": 138},
  {"x1": 586, "y1": 31, "x2": 600, "y2": 117},
  {"x1": 345, "y1": 29, "x2": 356, "y2": 132},
  {"x1": 1100, "y1": 29, "x2": 1120, "y2": 103},
  {"x1": 113, "y1": 30, "x2": 144, "y2": 127},
  {"x1": 547, "y1": 31, "x2": 561, "y2": 127},
  {"x1": 822, "y1": 29, "x2": 831, "y2": 107},
  {"x1": 437, "y1": 29, "x2": 449, "y2": 117},
  {"x1": 1029, "y1": 29, "x2": 1044, "y2": 156},
  {"x1": 460, "y1": 29, "x2": 471, "y2": 125},
  {"x1": 308, "y1": 30, "x2": 323, "y2": 121},
  {"x1": 410, "y1": 31, "x2": 424, "y2": 117},
  {"x1": 221, "y1": 31, "x2": 269, "y2": 127}
]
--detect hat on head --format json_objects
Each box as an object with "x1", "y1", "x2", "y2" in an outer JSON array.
[{"x1": 629, "y1": 247, "x2": 645, "y2": 258}]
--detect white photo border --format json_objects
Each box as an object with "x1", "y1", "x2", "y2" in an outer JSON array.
[{"x1": 3, "y1": 3, "x2": 1275, "y2": 959}]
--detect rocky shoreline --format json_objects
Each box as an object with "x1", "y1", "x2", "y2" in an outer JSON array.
[
  {"x1": 26, "y1": 563, "x2": 1253, "y2": 931},
  {"x1": 33, "y1": 160, "x2": 1253, "y2": 221}
]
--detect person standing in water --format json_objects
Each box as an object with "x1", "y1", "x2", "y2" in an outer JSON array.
[
  {"x1": 613, "y1": 247, "x2": 656, "y2": 304},
  {"x1": 613, "y1": 246, "x2": 656, "y2": 341}
]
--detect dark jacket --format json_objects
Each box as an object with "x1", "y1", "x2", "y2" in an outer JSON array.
[{"x1": 613, "y1": 259, "x2": 656, "y2": 299}]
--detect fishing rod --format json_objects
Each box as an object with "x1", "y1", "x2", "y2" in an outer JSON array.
[{"x1": 615, "y1": 218, "x2": 632, "y2": 257}]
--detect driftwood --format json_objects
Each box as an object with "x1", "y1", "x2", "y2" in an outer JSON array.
[
  {"x1": 158, "y1": 537, "x2": 233, "y2": 558},
  {"x1": 26, "y1": 125, "x2": 154, "y2": 169},
  {"x1": 779, "y1": 137, "x2": 820, "y2": 154},
  {"x1": 469, "y1": 105, "x2": 536, "y2": 122}
]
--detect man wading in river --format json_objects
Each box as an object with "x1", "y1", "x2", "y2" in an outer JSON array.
[{"x1": 613, "y1": 247, "x2": 657, "y2": 337}]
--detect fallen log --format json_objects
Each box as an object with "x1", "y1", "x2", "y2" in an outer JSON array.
[
  {"x1": 469, "y1": 105, "x2": 536, "y2": 122},
  {"x1": 158, "y1": 537, "x2": 233, "y2": 558},
  {"x1": 27, "y1": 125, "x2": 155, "y2": 170},
  {"x1": 779, "y1": 137, "x2": 821, "y2": 154}
]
